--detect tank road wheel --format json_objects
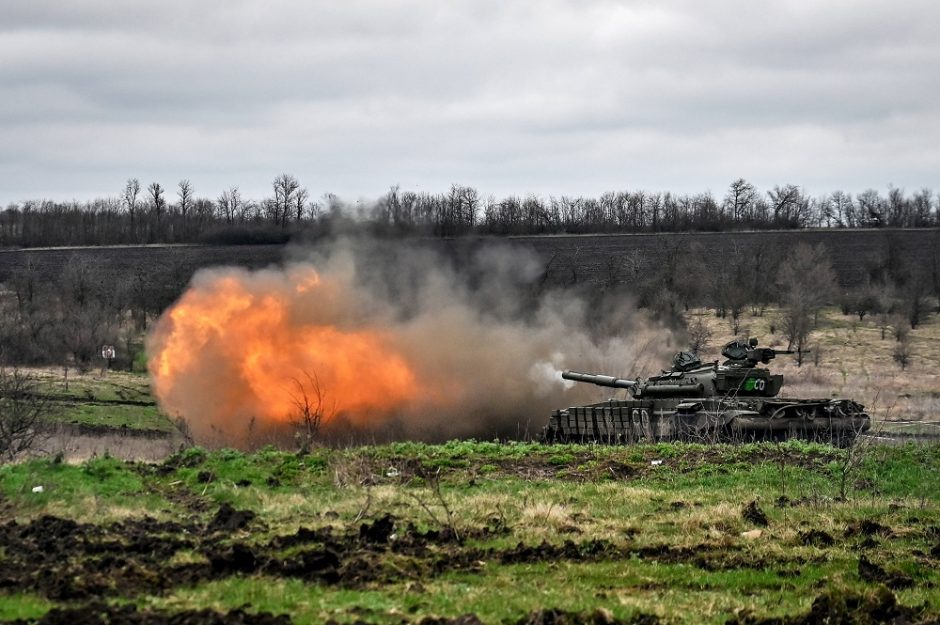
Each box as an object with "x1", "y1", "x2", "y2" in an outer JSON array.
[{"x1": 542, "y1": 427, "x2": 559, "y2": 444}]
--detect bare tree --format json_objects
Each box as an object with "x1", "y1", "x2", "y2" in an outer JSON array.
[
  {"x1": 781, "y1": 306, "x2": 811, "y2": 366},
  {"x1": 123, "y1": 178, "x2": 141, "y2": 238},
  {"x1": 292, "y1": 187, "x2": 310, "y2": 223},
  {"x1": 723, "y1": 179, "x2": 757, "y2": 223},
  {"x1": 10, "y1": 258, "x2": 41, "y2": 313},
  {"x1": 455, "y1": 184, "x2": 480, "y2": 229},
  {"x1": 58, "y1": 303, "x2": 117, "y2": 372},
  {"x1": 856, "y1": 189, "x2": 885, "y2": 227},
  {"x1": 56, "y1": 258, "x2": 118, "y2": 369},
  {"x1": 217, "y1": 186, "x2": 242, "y2": 223},
  {"x1": 893, "y1": 337, "x2": 912, "y2": 370},
  {"x1": 910, "y1": 187, "x2": 933, "y2": 227},
  {"x1": 0, "y1": 369, "x2": 49, "y2": 462},
  {"x1": 902, "y1": 268, "x2": 929, "y2": 330},
  {"x1": 832, "y1": 190, "x2": 857, "y2": 227},
  {"x1": 686, "y1": 315, "x2": 713, "y2": 355},
  {"x1": 778, "y1": 244, "x2": 836, "y2": 365},
  {"x1": 59, "y1": 255, "x2": 98, "y2": 309},
  {"x1": 768, "y1": 184, "x2": 810, "y2": 227},
  {"x1": 271, "y1": 174, "x2": 301, "y2": 227},
  {"x1": 288, "y1": 370, "x2": 334, "y2": 453},
  {"x1": 122, "y1": 178, "x2": 140, "y2": 211},
  {"x1": 177, "y1": 179, "x2": 194, "y2": 221},
  {"x1": 147, "y1": 182, "x2": 166, "y2": 240}
]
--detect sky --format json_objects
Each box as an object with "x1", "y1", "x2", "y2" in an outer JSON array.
[{"x1": 2, "y1": 0, "x2": 939, "y2": 205}]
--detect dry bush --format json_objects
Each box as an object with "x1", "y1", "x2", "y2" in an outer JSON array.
[
  {"x1": 892, "y1": 338, "x2": 912, "y2": 370},
  {"x1": 521, "y1": 501, "x2": 573, "y2": 528},
  {"x1": 0, "y1": 368, "x2": 51, "y2": 462},
  {"x1": 288, "y1": 370, "x2": 334, "y2": 454},
  {"x1": 892, "y1": 314, "x2": 910, "y2": 342},
  {"x1": 686, "y1": 314, "x2": 713, "y2": 355},
  {"x1": 679, "y1": 502, "x2": 745, "y2": 539}
]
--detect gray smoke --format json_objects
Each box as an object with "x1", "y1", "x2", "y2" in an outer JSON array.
[{"x1": 283, "y1": 236, "x2": 677, "y2": 441}]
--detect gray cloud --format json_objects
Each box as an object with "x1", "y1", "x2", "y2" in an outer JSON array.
[{"x1": 1, "y1": 0, "x2": 938, "y2": 204}]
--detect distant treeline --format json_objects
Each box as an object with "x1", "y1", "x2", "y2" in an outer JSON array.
[{"x1": 1, "y1": 176, "x2": 938, "y2": 248}]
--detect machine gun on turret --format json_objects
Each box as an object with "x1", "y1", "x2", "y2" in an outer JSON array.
[{"x1": 721, "y1": 338, "x2": 796, "y2": 367}]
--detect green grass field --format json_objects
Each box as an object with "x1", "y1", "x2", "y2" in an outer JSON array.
[
  {"x1": 1, "y1": 441, "x2": 937, "y2": 624},
  {"x1": 23, "y1": 368, "x2": 175, "y2": 433},
  {"x1": 0, "y1": 304, "x2": 937, "y2": 623}
]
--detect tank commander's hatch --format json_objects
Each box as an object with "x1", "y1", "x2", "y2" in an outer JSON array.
[
  {"x1": 721, "y1": 337, "x2": 759, "y2": 362},
  {"x1": 671, "y1": 351, "x2": 702, "y2": 372}
]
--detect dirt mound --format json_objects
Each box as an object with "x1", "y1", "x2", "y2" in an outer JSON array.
[
  {"x1": 742, "y1": 500, "x2": 769, "y2": 527},
  {"x1": 514, "y1": 609, "x2": 660, "y2": 625},
  {"x1": 208, "y1": 543, "x2": 261, "y2": 574},
  {"x1": 0, "y1": 603, "x2": 291, "y2": 625},
  {"x1": 267, "y1": 525, "x2": 336, "y2": 550},
  {"x1": 360, "y1": 514, "x2": 396, "y2": 544},
  {"x1": 208, "y1": 503, "x2": 256, "y2": 533},
  {"x1": 858, "y1": 556, "x2": 914, "y2": 590},
  {"x1": 0, "y1": 515, "x2": 208, "y2": 600},
  {"x1": 498, "y1": 540, "x2": 624, "y2": 565},
  {"x1": 844, "y1": 519, "x2": 891, "y2": 538},
  {"x1": 274, "y1": 548, "x2": 342, "y2": 583},
  {"x1": 727, "y1": 586, "x2": 936, "y2": 625},
  {"x1": 417, "y1": 616, "x2": 485, "y2": 625},
  {"x1": 799, "y1": 530, "x2": 835, "y2": 548}
]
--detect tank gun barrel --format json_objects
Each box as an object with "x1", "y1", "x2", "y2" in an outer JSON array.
[{"x1": 562, "y1": 370, "x2": 637, "y2": 390}]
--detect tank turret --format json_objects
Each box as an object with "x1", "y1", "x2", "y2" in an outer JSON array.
[{"x1": 545, "y1": 338, "x2": 870, "y2": 446}]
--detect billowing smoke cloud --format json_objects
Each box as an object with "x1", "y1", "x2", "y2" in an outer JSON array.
[{"x1": 147, "y1": 238, "x2": 677, "y2": 447}]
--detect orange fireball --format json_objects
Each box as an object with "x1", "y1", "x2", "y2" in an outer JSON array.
[{"x1": 148, "y1": 264, "x2": 419, "y2": 442}]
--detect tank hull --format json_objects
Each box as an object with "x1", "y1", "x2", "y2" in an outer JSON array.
[{"x1": 545, "y1": 396, "x2": 870, "y2": 446}]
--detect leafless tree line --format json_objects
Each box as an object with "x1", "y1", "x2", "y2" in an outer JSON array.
[
  {"x1": 544, "y1": 228, "x2": 939, "y2": 368},
  {"x1": 0, "y1": 254, "x2": 188, "y2": 370},
  {"x1": 1, "y1": 178, "x2": 937, "y2": 248}
]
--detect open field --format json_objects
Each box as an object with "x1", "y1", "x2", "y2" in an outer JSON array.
[
  {"x1": 4, "y1": 299, "x2": 937, "y2": 462},
  {"x1": 0, "y1": 441, "x2": 938, "y2": 625},
  {"x1": 1, "y1": 229, "x2": 938, "y2": 292},
  {"x1": 28, "y1": 369, "x2": 170, "y2": 433},
  {"x1": 0, "y1": 233, "x2": 937, "y2": 624}
]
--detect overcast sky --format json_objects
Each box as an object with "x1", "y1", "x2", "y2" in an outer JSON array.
[{"x1": 2, "y1": 0, "x2": 939, "y2": 205}]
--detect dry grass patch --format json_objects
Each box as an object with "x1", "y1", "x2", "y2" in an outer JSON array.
[
  {"x1": 678, "y1": 502, "x2": 747, "y2": 538},
  {"x1": 43, "y1": 496, "x2": 170, "y2": 524}
]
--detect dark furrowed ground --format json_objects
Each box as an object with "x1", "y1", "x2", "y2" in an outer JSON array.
[
  {"x1": 512, "y1": 228, "x2": 940, "y2": 290},
  {"x1": 0, "y1": 441, "x2": 938, "y2": 625},
  {"x1": 1, "y1": 229, "x2": 937, "y2": 293}
]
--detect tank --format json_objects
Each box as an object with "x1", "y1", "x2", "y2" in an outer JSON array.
[{"x1": 545, "y1": 338, "x2": 870, "y2": 446}]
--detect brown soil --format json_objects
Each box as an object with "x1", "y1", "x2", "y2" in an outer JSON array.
[
  {"x1": 0, "y1": 506, "x2": 935, "y2": 625},
  {"x1": 1, "y1": 603, "x2": 291, "y2": 625},
  {"x1": 844, "y1": 520, "x2": 892, "y2": 538},
  {"x1": 727, "y1": 586, "x2": 938, "y2": 625},
  {"x1": 0, "y1": 507, "x2": 829, "y2": 603},
  {"x1": 799, "y1": 530, "x2": 835, "y2": 548},
  {"x1": 742, "y1": 500, "x2": 770, "y2": 527},
  {"x1": 857, "y1": 556, "x2": 915, "y2": 590}
]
